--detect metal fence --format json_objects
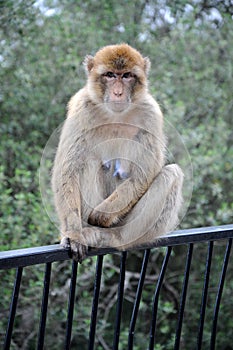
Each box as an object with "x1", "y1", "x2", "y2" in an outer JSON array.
[{"x1": 0, "y1": 224, "x2": 233, "y2": 350}]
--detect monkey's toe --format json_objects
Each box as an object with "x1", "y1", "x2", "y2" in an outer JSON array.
[
  {"x1": 61, "y1": 236, "x2": 71, "y2": 250},
  {"x1": 70, "y1": 240, "x2": 88, "y2": 263}
]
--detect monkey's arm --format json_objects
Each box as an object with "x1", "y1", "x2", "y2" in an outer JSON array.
[{"x1": 88, "y1": 176, "x2": 150, "y2": 227}]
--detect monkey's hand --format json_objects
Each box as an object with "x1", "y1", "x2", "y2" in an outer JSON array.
[
  {"x1": 61, "y1": 236, "x2": 88, "y2": 263},
  {"x1": 88, "y1": 180, "x2": 139, "y2": 227}
]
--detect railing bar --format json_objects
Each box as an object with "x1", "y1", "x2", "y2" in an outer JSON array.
[
  {"x1": 37, "y1": 262, "x2": 52, "y2": 350},
  {"x1": 149, "y1": 246, "x2": 172, "y2": 350},
  {"x1": 0, "y1": 245, "x2": 71, "y2": 270},
  {"x1": 128, "y1": 249, "x2": 150, "y2": 350},
  {"x1": 210, "y1": 238, "x2": 232, "y2": 349},
  {"x1": 1, "y1": 225, "x2": 233, "y2": 269},
  {"x1": 64, "y1": 260, "x2": 78, "y2": 350},
  {"x1": 88, "y1": 226, "x2": 233, "y2": 257},
  {"x1": 197, "y1": 241, "x2": 214, "y2": 350},
  {"x1": 113, "y1": 251, "x2": 127, "y2": 350},
  {"x1": 88, "y1": 255, "x2": 104, "y2": 350},
  {"x1": 174, "y1": 243, "x2": 194, "y2": 350},
  {"x1": 4, "y1": 267, "x2": 23, "y2": 350}
]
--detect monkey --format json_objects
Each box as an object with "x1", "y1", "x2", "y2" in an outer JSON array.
[{"x1": 51, "y1": 43, "x2": 184, "y2": 262}]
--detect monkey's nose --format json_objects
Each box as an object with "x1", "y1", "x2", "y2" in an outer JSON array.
[{"x1": 114, "y1": 90, "x2": 123, "y2": 97}]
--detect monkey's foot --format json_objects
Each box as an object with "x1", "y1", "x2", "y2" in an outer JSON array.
[
  {"x1": 88, "y1": 208, "x2": 119, "y2": 228},
  {"x1": 61, "y1": 237, "x2": 88, "y2": 263}
]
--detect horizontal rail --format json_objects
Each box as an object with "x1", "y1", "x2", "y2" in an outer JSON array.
[
  {"x1": 0, "y1": 224, "x2": 233, "y2": 270},
  {"x1": 0, "y1": 244, "x2": 70, "y2": 270}
]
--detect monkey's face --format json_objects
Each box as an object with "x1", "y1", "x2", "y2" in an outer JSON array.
[
  {"x1": 101, "y1": 71, "x2": 136, "y2": 113},
  {"x1": 84, "y1": 44, "x2": 151, "y2": 114}
]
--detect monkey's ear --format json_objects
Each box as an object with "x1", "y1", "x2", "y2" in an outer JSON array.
[
  {"x1": 144, "y1": 57, "x2": 151, "y2": 76},
  {"x1": 83, "y1": 55, "x2": 94, "y2": 73}
]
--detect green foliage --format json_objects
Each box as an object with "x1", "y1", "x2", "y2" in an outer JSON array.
[
  {"x1": 0, "y1": 0, "x2": 233, "y2": 348},
  {"x1": 148, "y1": 21, "x2": 233, "y2": 228}
]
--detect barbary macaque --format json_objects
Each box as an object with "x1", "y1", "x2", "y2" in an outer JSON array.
[{"x1": 52, "y1": 43, "x2": 184, "y2": 262}]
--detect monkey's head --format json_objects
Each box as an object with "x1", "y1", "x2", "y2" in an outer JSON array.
[{"x1": 84, "y1": 44, "x2": 151, "y2": 113}]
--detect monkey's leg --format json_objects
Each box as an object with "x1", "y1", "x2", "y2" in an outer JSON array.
[
  {"x1": 60, "y1": 209, "x2": 88, "y2": 263},
  {"x1": 119, "y1": 163, "x2": 184, "y2": 250},
  {"x1": 53, "y1": 176, "x2": 89, "y2": 262},
  {"x1": 88, "y1": 174, "x2": 147, "y2": 228},
  {"x1": 82, "y1": 164, "x2": 183, "y2": 251}
]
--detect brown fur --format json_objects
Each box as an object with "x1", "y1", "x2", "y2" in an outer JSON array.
[{"x1": 52, "y1": 44, "x2": 183, "y2": 262}]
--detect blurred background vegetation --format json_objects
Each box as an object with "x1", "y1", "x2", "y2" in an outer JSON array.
[{"x1": 0, "y1": 0, "x2": 233, "y2": 349}]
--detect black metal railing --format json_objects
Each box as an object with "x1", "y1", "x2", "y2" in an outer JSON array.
[{"x1": 0, "y1": 224, "x2": 233, "y2": 350}]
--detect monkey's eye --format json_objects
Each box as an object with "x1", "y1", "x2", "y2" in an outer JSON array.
[
  {"x1": 122, "y1": 72, "x2": 134, "y2": 79},
  {"x1": 104, "y1": 72, "x2": 116, "y2": 79}
]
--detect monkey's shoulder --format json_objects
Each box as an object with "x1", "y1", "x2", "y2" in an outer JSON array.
[
  {"x1": 67, "y1": 88, "x2": 90, "y2": 117},
  {"x1": 141, "y1": 94, "x2": 163, "y2": 117}
]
